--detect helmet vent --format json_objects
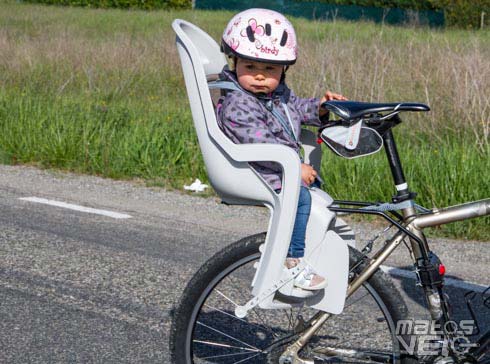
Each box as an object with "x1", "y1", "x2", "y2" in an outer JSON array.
[
  {"x1": 280, "y1": 30, "x2": 288, "y2": 47},
  {"x1": 246, "y1": 26, "x2": 255, "y2": 42},
  {"x1": 265, "y1": 24, "x2": 271, "y2": 36}
]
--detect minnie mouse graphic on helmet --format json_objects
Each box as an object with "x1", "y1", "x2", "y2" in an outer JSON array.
[{"x1": 221, "y1": 8, "x2": 298, "y2": 65}]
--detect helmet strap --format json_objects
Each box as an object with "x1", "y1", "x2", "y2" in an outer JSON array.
[
  {"x1": 280, "y1": 66, "x2": 289, "y2": 82},
  {"x1": 226, "y1": 56, "x2": 237, "y2": 71}
]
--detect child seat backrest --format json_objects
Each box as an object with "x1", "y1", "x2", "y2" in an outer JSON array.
[{"x1": 173, "y1": 19, "x2": 282, "y2": 206}]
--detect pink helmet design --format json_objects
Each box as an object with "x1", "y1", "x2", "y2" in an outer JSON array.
[{"x1": 221, "y1": 8, "x2": 298, "y2": 65}]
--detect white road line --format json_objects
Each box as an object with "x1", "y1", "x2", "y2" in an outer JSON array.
[
  {"x1": 19, "y1": 197, "x2": 132, "y2": 219},
  {"x1": 12, "y1": 197, "x2": 490, "y2": 291},
  {"x1": 381, "y1": 265, "x2": 488, "y2": 293}
]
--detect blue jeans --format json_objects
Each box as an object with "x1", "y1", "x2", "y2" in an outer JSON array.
[{"x1": 288, "y1": 186, "x2": 312, "y2": 258}]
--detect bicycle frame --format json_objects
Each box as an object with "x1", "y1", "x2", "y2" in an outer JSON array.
[{"x1": 279, "y1": 119, "x2": 490, "y2": 364}]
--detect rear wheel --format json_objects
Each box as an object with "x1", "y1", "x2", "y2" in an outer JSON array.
[{"x1": 170, "y1": 233, "x2": 414, "y2": 363}]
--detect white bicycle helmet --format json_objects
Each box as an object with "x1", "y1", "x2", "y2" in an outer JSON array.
[{"x1": 221, "y1": 8, "x2": 298, "y2": 65}]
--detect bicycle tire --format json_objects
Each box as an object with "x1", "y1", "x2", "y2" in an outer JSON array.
[{"x1": 170, "y1": 232, "x2": 416, "y2": 363}]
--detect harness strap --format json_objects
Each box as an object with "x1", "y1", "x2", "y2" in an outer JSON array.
[
  {"x1": 271, "y1": 106, "x2": 298, "y2": 142},
  {"x1": 208, "y1": 80, "x2": 237, "y2": 91}
]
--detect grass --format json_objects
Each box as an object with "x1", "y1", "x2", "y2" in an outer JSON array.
[
  {"x1": 0, "y1": 1, "x2": 488, "y2": 239},
  {"x1": 320, "y1": 137, "x2": 489, "y2": 240},
  {"x1": 0, "y1": 91, "x2": 207, "y2": 189}
]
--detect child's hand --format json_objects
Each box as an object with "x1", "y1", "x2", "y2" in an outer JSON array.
[
  {"x1": 320, "y1": 90, "x2": 348, "y2": 104},
  {"x1": 319, "y1": 90, "x2": 347, "y2": 116},
  {"x1": 301, "y1": 163, "x2": 317, "y2": 186}
]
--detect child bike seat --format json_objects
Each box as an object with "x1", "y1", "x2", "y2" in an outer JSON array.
[
  {"x1": 172, "y1": 19, "x2": 349, "y2": 314},
  {"x1": 172, "y1": 18, "x2": 305, "y2": 303}
]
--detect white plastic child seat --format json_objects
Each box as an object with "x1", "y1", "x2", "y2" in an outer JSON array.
[{"x1": 172, "y1": 19, "x2": 349, "y2": 314}]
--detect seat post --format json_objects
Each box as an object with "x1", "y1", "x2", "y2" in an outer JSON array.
[
  {"x1": 383, "y1": 128, "x2": 430, "y2": 262},
  {"x1": 382, "y1": 129, "x2": 413, "y2": 202}
]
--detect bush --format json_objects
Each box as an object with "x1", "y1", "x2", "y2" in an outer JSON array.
[
  {"x1": 299, "y1": 0, "x2": 489, "y2": 28},
  {"x1": 298, "y1": 0, "x2": 490, "y2": 29},
  {"x1": 430, "y1": 0, "x2": 490, "y2": 29},
  {"x1": 299, "y1": 0, "x2": 437, "y2": 11},
  {"x1": 21, "y1": 0, "x2": 192, "y2": 10}
]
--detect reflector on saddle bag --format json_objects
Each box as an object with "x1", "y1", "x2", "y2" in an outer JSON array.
[{"x1": 320, "y1": 120, "x2": 383, "y2": 159}]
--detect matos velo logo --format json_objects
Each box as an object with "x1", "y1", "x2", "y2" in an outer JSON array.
[{"x1": 395, "y1": 320, "x2": 478, "y2": 356}]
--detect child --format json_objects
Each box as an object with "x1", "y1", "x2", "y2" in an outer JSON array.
[{"x1": 216, "y1": 8, "x2": 347, "y2": 292}]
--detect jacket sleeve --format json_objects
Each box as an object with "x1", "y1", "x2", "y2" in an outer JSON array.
[{"x1": 289, "y1": 90, "x2": 321, "y2": 127}]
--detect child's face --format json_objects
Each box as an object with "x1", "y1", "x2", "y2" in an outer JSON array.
[{"x1": 235, "y1": 58, "x2": 283, "y2": 94}]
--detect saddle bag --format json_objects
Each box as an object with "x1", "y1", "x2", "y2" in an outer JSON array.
[{"x1": 320, "y1": 120, "x2": 383, "y2": 159}]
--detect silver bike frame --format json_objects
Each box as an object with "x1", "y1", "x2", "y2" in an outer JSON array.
[
  {"x1": 280, "y1": 199, "x2": 490, "y2": 364},
  {"x1": 412, "y1": 200, "x2": 490, "y2": 229}
]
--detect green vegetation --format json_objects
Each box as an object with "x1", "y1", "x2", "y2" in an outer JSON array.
[
  {"x1": 302, "y1": 0, "x2": 489, "y2": 28},
  {"x1": 21, "y1": 0, "x2": 192, "y2": 10},
  {"x1": 0, "y1": 2, "x2": 488, "y2": 239},
  {"x1": 19, "y1": 0, "x2": 490, "y2": 29},
  {"x1": 430, "y1": 0, "x2": 489, "y2": 29},
  {"x1": 300, "y1": 0, "x2": 437, "y2": 10}
]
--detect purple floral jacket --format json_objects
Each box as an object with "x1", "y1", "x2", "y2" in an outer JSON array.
[{"x1": 215, "y1": 67, "x2": 321, "y2": 190}]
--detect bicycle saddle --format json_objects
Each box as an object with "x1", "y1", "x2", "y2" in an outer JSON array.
[{"x1": 323, "y1": 100, "x2": 430, "y2": 121}]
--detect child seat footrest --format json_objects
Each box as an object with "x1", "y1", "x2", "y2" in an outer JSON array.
[{"x1": 234, "y1": 261, "x2": 306, "y2": 318}]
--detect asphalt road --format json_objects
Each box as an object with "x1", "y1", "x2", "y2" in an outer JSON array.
[{"x1": 0, "y1": 165, "x2": 488, "y2": 363}]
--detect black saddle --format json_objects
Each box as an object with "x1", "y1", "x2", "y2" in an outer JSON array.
[{"x1": 323, "y1": 101, "x2": 430, "y2": 121}]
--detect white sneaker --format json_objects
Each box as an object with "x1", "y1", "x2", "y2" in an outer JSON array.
[{"x1": 285, "y1": 258, "x2": 328, "y2": 291}]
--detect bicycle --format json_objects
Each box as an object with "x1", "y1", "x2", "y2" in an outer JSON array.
[{"x1": 169, "y1": 99, "x2": 489, "y2": 364}]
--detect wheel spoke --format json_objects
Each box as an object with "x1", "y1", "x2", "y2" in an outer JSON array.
[
  {"x1": 196, "y1": 321, "x2": 261, "y2": 351},
  {"x1": 201, "y1": 351, "x2": 262, "y2": 360},
  {"x1": 223, "y1": 274, "x2": 281, "y2": 339},
  {"x1": 215, "y1": 289, "x2": 239, "y2": 306},
  {"x1": 203, "y1": 303, "x2": 276, "y2": 338},
  {"x1": 194, "y1": 340, "x2": 262, "y2": 353},
  {"x1": 249, "y1": 307, "x2": 281, "y2": 339}
]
